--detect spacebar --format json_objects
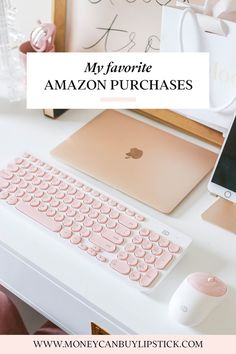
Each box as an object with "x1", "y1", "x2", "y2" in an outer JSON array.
[{"x1": 15, "y1": 201, "x2": 62, "y2": 232}]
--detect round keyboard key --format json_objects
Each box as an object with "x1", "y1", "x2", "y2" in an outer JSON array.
[
  {"x1": 32, "y1": 177, "x2": 41, "y2": 186},
  {"x1": 76, "y1": 181, "x2": 83, "y2": 188},
  {"x1": 135, "y1": 214, "x2": 145, "y2": 222},
  {"x1": 151, "y1": 245, "x2": 163, "y2": 256},
  {"x1": 125, "y1": 243, "x2": 136, "y2": 252},
  {"x1": 92, "y1": 245, "x2": 101, "y2": 252},
  {"x1": 44, "y1": 174, "x2": 53, "y2": 182},
  {"x1": 0, "y1": 170, "x2": 13, "y2": 180},
  {"x1": 56, "y1": 191, "x2": 65, "y2": 200},
  {"x1": 26, "y1": 185, "x2": 36, "y2": 194},
  {"x1": 12, "y1": 177, "x2": 21, "y2": 185},
  {"x1": 126, "y1": 209, "x2": 135, "y2": 217},
  {"x1": 83, "y1": 186, "x2": 92, "y2": 193},
  {"x1": 68, "y1": 187, "x2": 77, "y2": 195},
  {"x1": 97, "y1": 215, "x2": 107, "y2": 224},
  {"x1": 72, "y1": 200, "x2": 81, "y2": 209},
  {"x1": 149, "y1": 232, "x2": 160, "y2": 242},
  {"x1": 8, "y1": 164, "x2": 19, "y2": 173},
  {"x1": 158, "y1": 237, "x2": 170, "y2": 248},
  {"x1": 58, "y1": 204, "x2": 68, "y2": 212},
  {"x1": 52, "y1": 168, "x2": 60, "y2": 175},
  {"x1": 80, "y1": 228, "x2": 91, "y2": 238},
  {"x1": 110, "y1": 260, "x2": 130, "y2": 275},
  {"x1": 139, "y1": 228, "x2": 150, "y2": 237},
  {"x1": 144, "y1": 254, "x2": 155, "y2": 264},
  {"x1": 51, "y1": 177, "x2": 60, "y2": 186},
  {"x1": 80, "y1": 205, "x2": 90, "y2": 214},
  {"x1": 92, "y1": 200, "x2": 102, "y2": 209},
  {"x1": 141, "y1": 240, "x2": 152, "y2": 250},
  {"x1": 15, "y1": 158, "x2": 24, "y2": 165},
  {"x1": 30, "y1": 199, "x2": 40, "y2": 208},
  {"x1": 66, "y1": 208, "x2": 76, "y2": 217},
  {"x1": 68, "y1": 177, "x2": 76, "y2": 184},
  {"x1": 54, "y1": 213, "x2": 64, "y2": 222},
  {"x1": 42, "y1": 194, "x2": 52, "y2": 203},
  {"x1": 108, "y1": 199, "x2": 117, "y2": 207},
  {"x1": 59, "y1": 182, "x2": 69, "y2": 191},
  {"x1": 51, "y1": 199, "x2": 60, "y2": 208},
  {"x1": 129, "y1": 270, "x2": 141, "y2": 281},
  {"x1": 127, "y1": 255, "x2": 138, "y2": 266},
  {"x1": 40, "y1": 182, "x2": 49, "y2": 190},
  {"x1": 83, "y1": 217, "x2": 94, "y2": 228},
  {"x1": 23, "y1": 153, "x2": 30, "y2": 158},
  {"x1": 36, "y1": 170, "x2": 45, "y2": 177},
  {"x1": 87, "y1": 248, "x2": 97, "y2": 257},
  {"x1": 100, "y1": 194, "x2": 109, "y2": 202},
  {"x1": 96, "y1": 255, "x2": 107, "y2": 263},
  {"x1": 101, "y1": 205, "x2": 111, "y2": 214},
  {"x1": 37, "y1": 160, "x2": 45, "y2": 167},
  {"x1": 84, "y1": 196, "x2": 94, "y2": 204},
  {"x1": 132, "y1": 236, "x2": 143, "y2": 244},
  {"x1": 115, "y1": 224, "x2": 130, "y2": 237},
  {"x1": 117, "y1": 204, "x2": 126, "y2": 212},
  {"x1": 18, "y1": 169, "x2": 26, "y2": 177},
  {"x1": 106, "y1": 220, "x2": 117, "y2": 229},
  {"x1": 137, "y1": 262, "x2": 148, "y2": 272},
  {"x1": 72, "y1": 222, "x2": 82, "y2": 232},
  {"x1": 92, "y1": 223, "x2": 103, "y2": 233},
  {"x1": 64, "y1": 196, "x2": 73, "y2": 204},
  {"x1": 25, "y1": 174, "x2": 34, "y2": 181},
  {"x1": 44, "y1": 164, "x2": 52, "y2": 171},
  {"x1": 168, "y1": 242, "x2": 181, "y2": 254},
  {"x1": 118, "y1": 215, "x2": 138, "y2": 230},
  {"x1": 154, "y1": 251, "x2": 173, "y2": 270},
  {"x1": 46, "y1": 208, "x2": 56, "y2": 217},
  {"x1": 0, "y1": 191, "x2": 9, "y2": 200},
  {"x1": 91, "y1": 190, "x2": 100, "y2": 197},
  {"x1": 29, "y1": 166, "x2": 38, "y2": 173},
  {"x1": 70, "y1": 235, "x2": 82, "y2": 244},
  {"x1": 109, "y1": 210, "x2": 120, "y2": 219},
  {"x1": 16, "y1": 190, "x2": 25, "y2": 198},
  {"x1": 75, "y1": 213, "x2": 85, "y2": 222},
  {"x1": 75, "y1": 191, "x2": 85, "y2": 200},
  {"x1": 19, "y1": 181, "x2": 28, "y2": 189},
  {"x1": 78, "y1": 243, "x2": 88, "y2": 251},
  {"x1": 88, "y1": 210, "x2": 99, "y2": 219},
  {"x1": 117, "y1": 251, "x2": 128, "y2": 260},
  {"x1": 23, "y1": 194, "x2": 32, "y2": 202},
  {"x1": 63, "y1": 218, "x2": 73, "y2": 227},
  {"x1": 22, "y1": 161, "x2": 31, "y2": 169},
  {"x1": 48, "y1": 186, "x2": 57, "y2": 195},
  {"x1": 8, "y1": 185, "x2": 17, "y2": 193},
  {"x1": 60, "y1": 229, "x2": 72, "y2": 239},
  {"x1": 7, "y1": 196, "x2": 18, "y2": 205},
  {"x1": 38, "y1": 203, "x2": 48, "y2": 212},
  {"x1": 139, "y1": 269, "x2": 159, "y2": 288},
  {"x1": 134, "y1": 248, "x2": 145, "y2": 258}
]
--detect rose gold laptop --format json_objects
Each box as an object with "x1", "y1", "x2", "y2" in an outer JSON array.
[{"x1": 51, "y1": 110, "x2": 217, "y2": 214}]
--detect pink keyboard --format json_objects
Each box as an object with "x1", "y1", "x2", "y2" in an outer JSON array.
[{"x1": 0, "y1": 154, "x2": 191, "y2": 291}]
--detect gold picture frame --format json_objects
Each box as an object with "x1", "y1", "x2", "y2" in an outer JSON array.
[{"x1": 51, "y1": 0, "x2": 224, "y2": 147}]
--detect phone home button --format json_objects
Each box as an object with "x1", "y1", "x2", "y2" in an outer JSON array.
[{"x1": 224, "y1": 191, "x2": 232, "y2": 199}]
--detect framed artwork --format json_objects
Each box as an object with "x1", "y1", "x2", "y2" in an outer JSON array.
[{"x1": 50, "y1": 0, "x2": 223, "y2": 146}]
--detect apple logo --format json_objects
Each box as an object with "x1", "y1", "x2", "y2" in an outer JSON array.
[{"x1": 125, "y1": 148, "x2": 143, "y2": 159}]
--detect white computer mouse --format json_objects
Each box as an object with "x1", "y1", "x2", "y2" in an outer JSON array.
[{"x1": 169, "y1": 272, "x2": 228, "y2": 327}]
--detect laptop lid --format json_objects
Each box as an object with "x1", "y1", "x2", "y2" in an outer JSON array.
[{"x1": 51, "y1": 110, "x2": 217, "y2": 213}]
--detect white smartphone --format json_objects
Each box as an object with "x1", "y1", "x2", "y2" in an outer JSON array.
[{"x1": 208, "y1": 117, "x2": 236, "y2": 203}]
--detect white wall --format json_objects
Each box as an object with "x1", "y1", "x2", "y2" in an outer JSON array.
[{"x1": 13, "y1": 0, "x2": 51, "y2": 40}]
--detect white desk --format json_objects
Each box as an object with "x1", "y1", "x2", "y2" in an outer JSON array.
[{"x1": 0, "y1": 101, "x2": 235, "y2": 334}]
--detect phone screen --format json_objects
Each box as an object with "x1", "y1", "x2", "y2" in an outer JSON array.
[{"x1": 212, "y1": 118, "x2": 236, "y2": 192}]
